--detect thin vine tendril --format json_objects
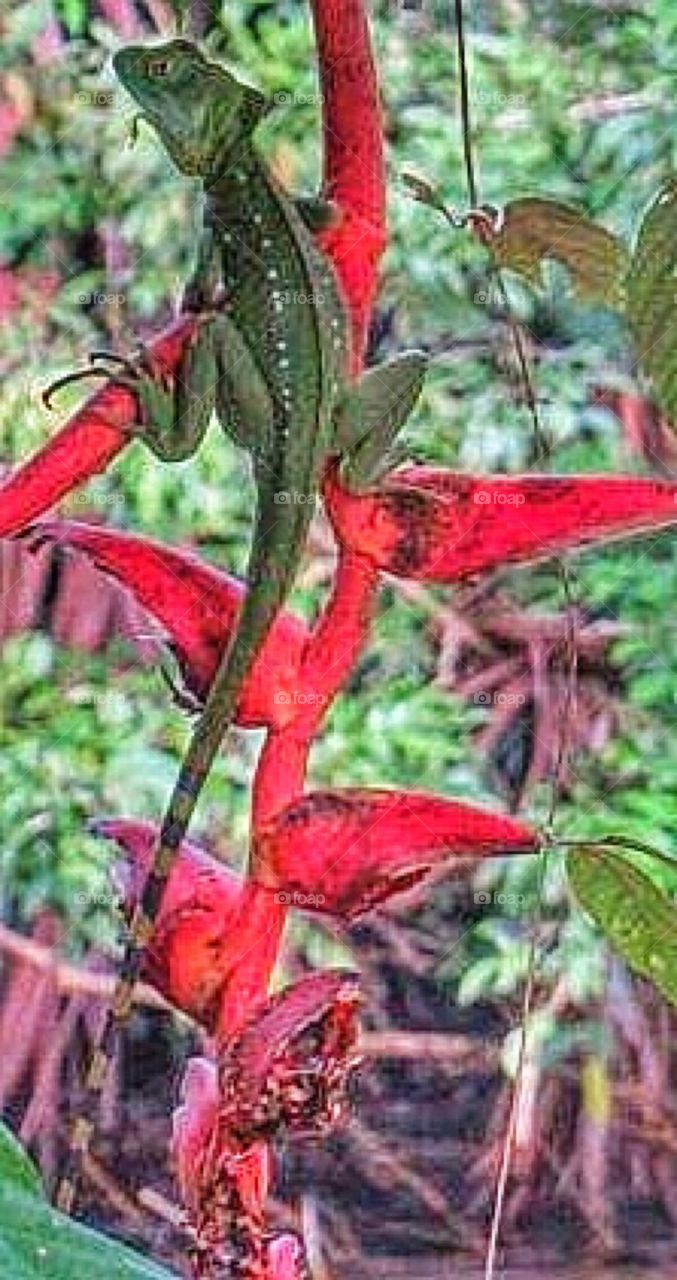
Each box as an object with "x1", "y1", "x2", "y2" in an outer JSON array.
[{"x1": 450, "y1": 4, "x2": 580, "y2": 1275}]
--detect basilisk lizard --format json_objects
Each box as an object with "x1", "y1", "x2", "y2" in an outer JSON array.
[{"x1": 55, "y1": 38, "x2": 427, "y2": 1210}]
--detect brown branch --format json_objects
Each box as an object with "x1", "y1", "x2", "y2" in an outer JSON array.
[
  {"x1": 0, "y1": 923, "x2": 168, "y2": 1010},
  {"x1": 361, "y1": 1030, "x2": 495, "y2": 1066}
]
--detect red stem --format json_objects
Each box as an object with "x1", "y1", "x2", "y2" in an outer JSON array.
[
  {"x1": 214, "y1": 881, "x2": 286, "y2": 1045},
  {"x1": 294, "y1": 547, "x2": 379, "y2": 736},
  {"x1": 311, "y1": 0, "x2": 386, "y2": 229},
  {"x1": 251, "y1": 550, "x2": 378, "y2": 828},
  {"x1": 252, "y1": 732, "x2": 312, "y2": 829},
  {"x1": 216, "y1": 0, "x2": 387, "y2": 1050}
]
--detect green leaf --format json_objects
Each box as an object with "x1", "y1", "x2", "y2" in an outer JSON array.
[
  {"x1": 492, "y1": 198, "x2": 627, "y2": 305},
  {"x1": 0, "y1": 1124, "x2": 177, "y2": 1279},
  {"x1": 0, "y1": 1126, "x2": 42, "y2": 1197},
  {"x1": 568, "y1": 848, "x2": 677, "y2": 1007},
  {"x1": 626, "y1": 179, "x2": 677, "y2": 425}
]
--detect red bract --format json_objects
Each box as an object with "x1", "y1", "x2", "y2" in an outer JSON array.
[
  {"x1": 253, "y1": 788, "x2": 538, "y2": 920},
  {"x1": 25, "y1": 521, "x2": 310, "y2": 727},
  {"x1": 323, "y1": 465, "x2": 677, "y2": 581},
  {"x1": 218, "y1": 970, "x2": 362, "y2": 1144},
  {"x1": 319, "y1": 214, "x2": 386, "y2": 376},
  {"x1": 172, "y1": 1057, "x2": 221, "y2": 1216},
  {"x1": 0, "y1": 315, "x2": 202, "y2": 539},
  {"x1": 95, "y1": 818, "x2": 241, "y2": 1025}
]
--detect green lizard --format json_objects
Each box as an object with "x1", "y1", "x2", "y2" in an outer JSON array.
[{"x1": 55, "y1": 38, "x2": 427, "y2": 1210}]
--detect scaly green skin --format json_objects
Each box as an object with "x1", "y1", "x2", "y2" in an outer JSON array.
[{"x1": 55, "y1": 38, "x2": 427, "y2": 1212}]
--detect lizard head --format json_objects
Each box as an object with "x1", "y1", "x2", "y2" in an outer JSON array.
[{"x1": 113, "y1": 39, "x2": 269, "y2": 178}]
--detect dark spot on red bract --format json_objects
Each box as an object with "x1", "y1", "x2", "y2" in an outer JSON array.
[
  {"x1": 276, "y1": 790, "x2": 357, "y2": 828},
  {"x1": 382, "y1": 487, "x2": 436, "y2": 575}
]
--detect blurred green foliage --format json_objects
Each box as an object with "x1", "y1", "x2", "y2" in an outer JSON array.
[{"x1": 1, "y1": 1, "x2": 676, "y2": 1051}]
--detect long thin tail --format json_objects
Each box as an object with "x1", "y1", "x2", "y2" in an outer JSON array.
[{"x1": 56, "y1": 491, "x2": 311, "y2": 1212}]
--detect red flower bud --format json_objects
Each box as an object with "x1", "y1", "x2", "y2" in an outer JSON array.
[
  {"x1": 218, "y1": 971, "x2": 362, "y2": 1145},
  {"x1": 253, "y1": 788, "x2": 538, "y2": 920}
]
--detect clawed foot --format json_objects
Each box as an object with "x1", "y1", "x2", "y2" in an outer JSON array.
[{"x1": 42, "y1": 345, "x2": 173, "y2": 416}]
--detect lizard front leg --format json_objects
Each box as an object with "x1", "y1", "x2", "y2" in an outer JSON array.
[
  {"x1": 130, "y1": 317, "x2": 219, "y2": 461},
  {"x1": 42, "y1": 315, "x2": 219, "y2": 464},
  {"x1": 121, "y1": 223, "x2": 225, "y2": 460},
  {"x1": 333, "y1": 349, "x2": 429, "y2": 487}
]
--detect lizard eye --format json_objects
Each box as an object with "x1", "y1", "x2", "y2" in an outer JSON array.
[{"x1": 148, "y1": 59, "x2": 170, "y2": 77}]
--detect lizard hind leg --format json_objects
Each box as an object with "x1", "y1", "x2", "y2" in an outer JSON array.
[
  {"x1": 126, "y1": 333, "x2": 217, "y2": 463},
  {"x1": 108, "y1": 332, "x2": 218, "y2": 462}
]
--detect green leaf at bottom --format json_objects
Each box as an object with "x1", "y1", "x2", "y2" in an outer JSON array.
[{"x1": 0, "y1": 1124, "x2": 177, "y2": 1279}]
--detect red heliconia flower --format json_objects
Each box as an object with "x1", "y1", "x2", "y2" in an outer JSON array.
[
  {"x1": 25, "y1": 521, "x2": 310, "y2": 728},
  {"x1": 171, "y1": 974, "x2": 357, "y2": 1280},
  {"x1": 177, "y1": 1095, "x2": 270, "y2": 1274},
  {"x1": 168, "y1": 975, "x2": 358, "y2": 1270},
  {"x1": 171, "y1": 1054, "x2": 271, "y2": 1264},
  {"x1": 173, "y1": 1055, "x2": 273, "y2": 1278},
  {"x1": 95, "y1": 818, "x2": 242, "y2": 1026},
  {"x1": 0, "y1": 315, "x2": 202, "y2": 539},
  {"x1": 172, "y1": 1060, "x2": 313, "y2": 1278},
  {"x1": 323, "y1": 464, "x2": 677, "y2": 582},
  {"x1": 252, "y1": 788, "x2": 538, "y2": 920},
  {"x1": 217, "y1": 970, "x2": 362, "y2": 1145}
]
